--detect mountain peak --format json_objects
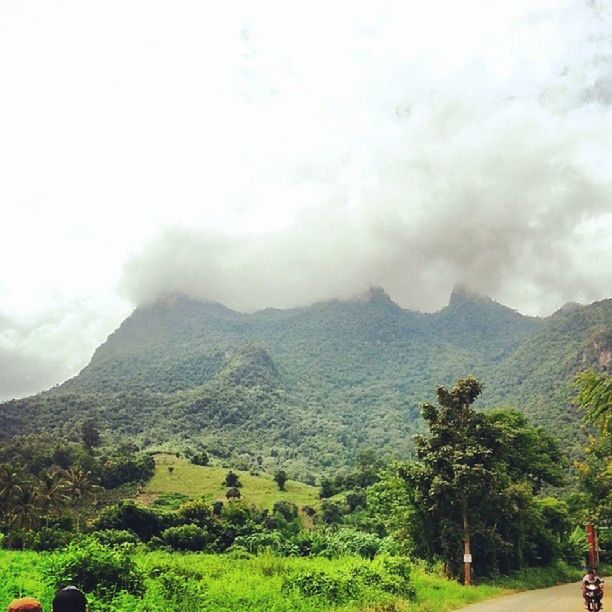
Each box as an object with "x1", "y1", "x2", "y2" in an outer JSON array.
[
  {"x1": 350, "y1": 286, "x2": 397, "y2": 306},
  {"x1": 448, "y1": 284, "x2": 492, "y2": 307}
]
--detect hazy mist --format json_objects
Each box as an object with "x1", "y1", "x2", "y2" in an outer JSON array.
[{"x1": 1, "y1": 0, "x2": 611, "y2": 400}]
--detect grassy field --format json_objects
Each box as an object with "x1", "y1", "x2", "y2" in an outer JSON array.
[
  {"x1": 0, "y1": 549, "x2": 510, "y2": 612},
  {"x1": 1, "y1": 547, "x2": 596, "y2": 611},
  {"x1": 135, "y1": 453, "x2": 321, "y2": 511}
]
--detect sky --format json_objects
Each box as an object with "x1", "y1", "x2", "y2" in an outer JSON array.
[{"x1": 0, "y1": 0, "x2": 611, "y2": 401}]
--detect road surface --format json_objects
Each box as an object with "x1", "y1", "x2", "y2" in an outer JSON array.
[{"x1": 456, "y1": 579, "x2": 603, "y2": 611}]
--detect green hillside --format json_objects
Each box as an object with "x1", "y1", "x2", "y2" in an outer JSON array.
[
  {"x1": 0, "y1": 288, "x2": 609, "y2": 477},
  {"x1": 136, "y1": 453, "x2": 320, "y2": 511}
]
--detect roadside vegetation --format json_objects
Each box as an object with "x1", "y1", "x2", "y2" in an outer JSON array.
[{"x1": 0, "y1": 372, "x2": 609, "y2": 610}]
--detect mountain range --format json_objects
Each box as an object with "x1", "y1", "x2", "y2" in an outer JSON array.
[{"x1": 1, "y1": 286, "x2": 610, "y2": 479}]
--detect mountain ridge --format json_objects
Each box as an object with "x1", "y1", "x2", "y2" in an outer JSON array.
[{"x1": 0, "y1": 289, "x2": 609, "y2": 478}]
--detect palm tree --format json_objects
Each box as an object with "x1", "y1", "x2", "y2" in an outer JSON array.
[
  {"x1": 9, "y1": 484, "x2": 41, "y2": 532},
  {"x1": 37, "y1": 469, "x2": 69, "y2": 519},
  {"x1": 0, "y1": 464, "x2": 26, "y2": 524},
  {"x1": 64, "y1": 467, "x2": 101, "y2": 532}
]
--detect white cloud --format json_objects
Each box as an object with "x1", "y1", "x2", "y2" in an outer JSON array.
[{"x1": 0, "y1": 0, "x2": 611, "y2": 399}]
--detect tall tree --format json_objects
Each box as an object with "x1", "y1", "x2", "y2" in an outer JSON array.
[
  {"x1": 575, "y1": 371, "x2": 612, "y2": 523},
  {"x1": 81, "y1": 419, "x2": 101, "y2": 453},
  {"x1": 576, "y1": 370, "x2": 612, "y2": 434},
  {"x1": 402, "y1": 377, "x2": 498, "y2": 583},
  {"x1": 398, "y1": 377, "x2": 564, "y2": 580},
  {"x1": 274, "y1": 469, "x2": 288, "y2": 491}
]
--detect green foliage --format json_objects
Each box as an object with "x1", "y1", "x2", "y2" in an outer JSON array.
[
  {"x1": 23, "y1": 526, "x2": 73, "y2": 551},
  {"x1": 99, "y1": 452, "x2": 154, "y2": 489},
  {"x1": 160, "y1": 524, "x2": 211, "y2": 551},
  {"x1": 319, "y1": 529, "x2": 382, "y2": 559},
  {"x1": 190, "y1": 451, "x2": 209, "y2": 466},
  {"x1": 90, "y1": 529, "x2": 140, "y2": 547},
  {"x1": 3, "y1": 292, "x2": 607, "y2": 475},
  {"x1": 283, "y1": 555, "x2": 414, "y2": 604},
  {"x1": 576, "y1": 370, "x2": 612, "y2": 433},
  {"x1": 274, "y1": 469, "x2": 287, "y2": 491},
  {"x1": 400, "y1": 377, "x2": 567, "y2": 578},
  {"x1": 94, "y1": 501, "x2": 173, "y2": 542},
  {"x1": 224, "y1": 470, "x2": 241, "y2": 488},
  {"x1": 226, "y1": 487, "x2": 241, "y2": 500},
  {"x1": 574, "y1": 371, "x2": 611, "y2": 523},
  {"x1": 43, "y1": 539, "x2": 144, "y2": 600}
]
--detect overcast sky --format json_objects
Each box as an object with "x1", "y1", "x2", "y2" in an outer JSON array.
[{"x1": 1, "y1": 0, "x2": 611, "y2": 401}]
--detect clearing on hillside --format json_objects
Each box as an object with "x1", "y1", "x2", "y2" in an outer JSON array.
[{"x1": 135, "y1": 453, "x2": 320, "y2": 511}]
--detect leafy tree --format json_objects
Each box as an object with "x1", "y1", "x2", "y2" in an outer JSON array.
[
  {"x1": 576, "y1": 370, "x2": 612, "y2": 434},
  {"x1": 64, "y1": 468, "x2": 101, "y2": 532},
  {"x1": 399, "y1": 377, "x2": 565, "y2": 579},
  {"x1": 191, "y1": 451, "x2": 209, "y2": 466},
  {"x1": 274, "y1": 469, "x2": 288, "y2": 491},
  {"x1": 319, "y1": 478, "x2": 334, "y2": 499},
  {"x1": 81, "y1": 419, "x2": 101, "y2": 453},
  {"x1": 226, "y1": 487, "x2": 241, "y2": 501},
  {"x1": 575, "y1": 371, "x2": 611, "y2": 523},
  {"x1": 402, "y1": 377, "x2": 498, "y2": 581},
  {"x1": 37, "y1": 469, "x2": 69, "y2": 518},
  {"x1": 224, "y1": 471, "x2": 241, "y2": 488}
]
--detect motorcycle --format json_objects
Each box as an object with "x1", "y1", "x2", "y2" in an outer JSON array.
[{"x1": 585, "y1": 583, "x2": 603, "y2": 611}]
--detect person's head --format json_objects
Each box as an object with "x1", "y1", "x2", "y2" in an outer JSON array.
[
  {"x1": 52, "y1": 587, "x2": 87, "y2": 612},
  {"x1": 7, "y1": 598, "x2": 42, "y2": 612},
  {"x1": 588, "y1": 568, "x2": 596, "y2": 576}
]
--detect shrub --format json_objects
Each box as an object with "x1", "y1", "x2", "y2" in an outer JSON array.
[
  {"x1": 274, "y1": 470, "x2": 288, "y2": 491},
  {"x1": 224, "y1": 471, "x2": 242, "y2": 487},
  {"x1": 191, "y1": 451, "x2": 209, "y2": 466},
  {"x1": 226, "y1": 487, "x2": 241, "y2": 500},
  {"x1": 94, "y1": 501, "x2": 174, "y2": 541},
  {"x1": 90, "y1": 529, "x2": 140, "y2": 547},
  {"x1": 160, "y1": 524, "x2": 210, "y2": 551},
  {"x1": 156, "y1": 569, "x2": 206, "y2": 607},
  {"x1": 43, "y1": 539, "x2": 144, "y2": 599},
  {"x1": 273, "y1": 501, "x2": 299, "y2": 522},
  {"x1": 23, "y1": 527, "x2": 72, "y2": 551},
  {"x1": 321, "y1": 529, "x2": 383, "y2": 559},
  {"x1": 177, "y1": 498, "x2": 214, "y2": 527},
  {"x1": 99, "y1": 453, "x2": 155, "y2": 488},
  {"x1": 284, "y1": 569, "x2": 357, "y2": 603}
]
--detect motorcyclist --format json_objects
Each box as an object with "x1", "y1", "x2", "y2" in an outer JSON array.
[{"x1": 583, "y1": 568, "x2": 604, "y2": 610}]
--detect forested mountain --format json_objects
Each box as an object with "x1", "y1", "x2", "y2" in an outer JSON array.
[{"x1": 0, "y1": 287, "x2": 609, "y2": 479}]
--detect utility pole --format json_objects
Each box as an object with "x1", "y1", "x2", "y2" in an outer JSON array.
[{"x1": 586, "y1": 523, "x2": 599, "y2": 568}]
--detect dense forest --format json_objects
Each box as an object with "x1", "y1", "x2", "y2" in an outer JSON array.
[{"x1": 0, "y1": 287, "x2": 609, "y2": 479}]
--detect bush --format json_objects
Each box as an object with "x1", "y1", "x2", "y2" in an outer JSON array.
[
  {"x1": 273, "y1": 501, "x2": 298, "y2": 522},
  {"x1": 44, "y1": 539, "x2": 144, "y2": 599},
  {"x1": 284, "y1": 569, "x2": 358, "y2": 603},
  {"x1": 23, "y1": 527, "x2": 72, "y2": 551},
  {"x1": 224, "y1": 471, "x2": 242, "y2": 487},
  {"x1": 191, "y1": 451, "x2": 209, "y2": 466},
  {"x1": 156, "y1": 569, "x2": 206, "y2": 607},
  {"x1": 160, "y1": 524, "x2": 210, "y2": 551},
  {"x1": 283, "y1": 556, "x2": 414, "y2": 603},
  {"x1": 321, "y1": 529, "x2": 383, "y2": 559},
  {"x1": 177, "y1": 498, "x2": 214, "y2": 527},
  {"x1": 226, "y1": 487, "x2": 241, "y2": 500},
  {"x1": 99, "y1": 453, "x2": 155, "y2": 489},
  {"x1": 94, "y1": 501, "x2": 174, "y2": 541},
  {"x1": 90, "y1": 529, "x2": 140, "y2": 548}
]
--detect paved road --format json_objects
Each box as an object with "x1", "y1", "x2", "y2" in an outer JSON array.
[{"x1": 456, "y1": 579, "x2": 603, "y2": 611}]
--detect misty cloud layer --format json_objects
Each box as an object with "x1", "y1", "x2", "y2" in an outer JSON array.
[{"x1": 1, "y1": 0, "x2": 611, "y2": 400}]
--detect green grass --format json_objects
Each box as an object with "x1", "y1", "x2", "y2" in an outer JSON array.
[
  {"x1": 0, "y1": 548, "x2": 595, "y2": 612},
  {"x1": 135, "y1": 453, "x2": 320, "y2": 511}
]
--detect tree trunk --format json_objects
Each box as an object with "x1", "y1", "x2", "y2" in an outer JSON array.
[{"x1": 462, "y1": 499, "x2": 472, "y2": 585}]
